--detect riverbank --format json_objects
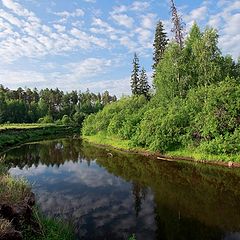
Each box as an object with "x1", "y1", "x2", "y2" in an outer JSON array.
[
  {"x1": 0, "y1": 124, "x2": 79, "y2": 154},
  {"x1": 84, "y1": 134, "x2": 240, "y2": 167},
  {"x1": 0, "y1": 124, "x2": 77, "y2": 239},
  {"x1": 0, "y1": 172, "x2": 74, "y2": 240}
]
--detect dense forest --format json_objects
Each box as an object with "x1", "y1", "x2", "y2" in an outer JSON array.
[
  {"x1": 0, "y1": 86, "x2": 117, "y2": 125},
  {"x1": 83, "y1": 2, "x2": 240, "y2": 157}
]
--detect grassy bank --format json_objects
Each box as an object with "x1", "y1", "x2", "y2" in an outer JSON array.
[
  {"x1": 0, "y1": 124, "x2": 79, "y2": 153},
  {"x1": 84, "y1": 133, "x2": 240, "y2": 164},
  {"x1": 0, "y1": 171, "x2": 74, "y2": 240}
]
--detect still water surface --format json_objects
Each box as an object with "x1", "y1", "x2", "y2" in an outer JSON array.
[{"x1": 3, "y1": 138, "x2": 240, "y2": 240}]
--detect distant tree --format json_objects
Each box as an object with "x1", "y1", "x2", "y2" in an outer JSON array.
[
  {"x1": 152, "y1": 20, "x2": 168, "y2": 77},
  {"x1": 139, "y1": 67, "x2": 151, "y2": 99},
  {"x1": 170, "y1": 0, "x2": 185, "y2": 49},
  {"x1": 102, "y1": 90, "x2": 111, "y2": 105},
  {"x1": 131, "y1": 53, "x2": 140, "y2": 95}
]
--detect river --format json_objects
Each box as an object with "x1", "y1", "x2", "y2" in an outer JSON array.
[{"x1": 3, "y1": 138, "x2": 240, "y2": 240}]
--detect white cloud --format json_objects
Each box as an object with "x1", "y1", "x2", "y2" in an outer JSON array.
[
  {"x1": 53, "y1": 24, "x2": 66, "y2": 32},
  {"x1": 78, "y1": 76, "x2": 131, "y2": 97},
  {"x1": 141, "y1": 13, "x2": 157, "y2": 29},
  {"x1": 112, "y1": 1, "x2": 150, "y2": 14},
  {"x1": 83, "y1": 0, "x2": 96, "y2": 3},
  {"x1": 185, "y1": 6, "x2": 208, "y2": 23},
  {"x1": 111, "y1": 14, "x2": 134, "y2": 28},
  {"x1": 0, "y1": 1, "x2": 108, "y2": 63},
  {"x1": 205, "y1": 0, "x2": 240, "y2": 59},
  {"x1": 0, "y1": 69, "x2": 47, "y2": 84},
  {"x1": 66, "y1": 58, "x2": 112, "y2": 79},
  {"x1": 54, "y1": 8, "x2": 84, "y2": 18},
  {"x1": 131, "y1": 1, "x2": 150, "y2": 11}
]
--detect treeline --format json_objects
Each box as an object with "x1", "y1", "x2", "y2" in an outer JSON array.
[
  {"x1": 0, "y1": 85, "x2": 117, "y2": 125},
  {"x1": 83, "y1": 1, "x2": 240, "y2": 157}
]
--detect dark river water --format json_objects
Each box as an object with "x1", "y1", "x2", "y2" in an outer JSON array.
[{"x1": 3, "y1": 138, "x2": 240, "y2": 240}]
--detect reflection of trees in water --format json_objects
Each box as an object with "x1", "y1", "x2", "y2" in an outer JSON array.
[
  {"x1": 153, "y1": 204, "x2": 224, "y2": 240},
  {"x1": 132, "y1": 182, "x2": 147, "y2": 217},
  {"x1": 5, "y1": 139, "x2": 119, "y2": 169},
  {"x1": 95, "y1": 151, "x2": 240, "y2": 234},
  {"x1": 5, "y1": 139, "x2": 240, "y2": 238},
  {"x1": 5, "y1": 138, "x2": 83, "y2": 168}
]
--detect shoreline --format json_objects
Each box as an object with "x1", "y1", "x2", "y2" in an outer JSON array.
[
  {"x1": 83, "y1": 136, "x2": 240, "y2": 168},
  {"x1": 0, "y1": 125, "x2": 79, "y2": 155},
  {"x1": 0, "y1": 124, "x2": 77, "y2": 240}
]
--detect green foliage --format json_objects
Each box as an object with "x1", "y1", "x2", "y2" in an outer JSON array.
[
  {"x1": 152, "y1": 20, "x2": 168, "y2": 76},
  {"x1": 0, "y1": 124, "x2": 78, "y2": 153},
  {"x1": 128, "y1": 234, "x2": 136, "y2": 240},
  {"x1": 83, "y1": 96, "x2": 147, "y2": 140},
  {"x1": 83, "y1": 22, "x2": 240, "y2": 160},
  {"x1": 131, "y1": 53, "x2": 140, "y2": 95},
  {"x1": 0, "y1": 85, "x2": 116, "y2": 125},
  {"x1": 130, "y1": 54, "x2": 151, "y2": 98},
  {"x1": 23, "y1": 209, "x2": 74, "y2": 240},
  {"x1": 0, "y1": 174, "x2": 30, "y2": 204},
  {"x1": 38, "y1": 115, "x2": 54, "y2": 124},
  {"x1": 61, "y1": 115, "x2": 72, "y2": 125}
]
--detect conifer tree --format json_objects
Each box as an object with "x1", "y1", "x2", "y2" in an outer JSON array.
[
  {"x1": 131, "y1": 53, "x2": 140, "y2": 95},
  {"x1": 170, "y1": 0, "x2": 185, "y2": 49},
  {"x1": 152, "y1": 20, "x2": 168, "y2": 77},
  {"x1": 139, "y1": 67, "x2": 150, "y2": 99}
]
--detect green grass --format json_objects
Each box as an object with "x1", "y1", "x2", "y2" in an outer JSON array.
[
  {"x1": 0, "y1": 174, "x2": 31, "y2": 204},
  {"x1": 85, "y1": 132, "x2": 132, "y2": 150},
  {"x1": 0, "y1": 124, "x2": 78, "y2": 153},
  {"x1": 128, "y1": 234, "x2": 136, "y2": 240},
  {"x1": 23, "y1": 209, "x2": 75, "y2": 240},
  {"x1": 84, "y1": 134, "x2": 240, "y2": 163},
  {"x1": 0, "y1": 123, "x2": 57, "y2": 130},
  {"x1": 0, "y1": 172, "x2": 75, "y2": 240},
  {"x1": 167, "y1": 147, "x2": 240, "y2": 163}
]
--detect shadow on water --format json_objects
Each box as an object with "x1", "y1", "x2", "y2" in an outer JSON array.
[{"x1": 3, "y1": 138, "x2": 240, "y2": 240}]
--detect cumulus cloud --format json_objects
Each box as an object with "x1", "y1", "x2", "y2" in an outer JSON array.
[
  {"x1": 205, "y1": 0, "x2": 240, "y2": 59},
  {"x1": 0, "y1": 0, "x2": 239, "y2": 95},
  {"x1": 65, "y1": 58, "x2": 112, "y2": 79},
  {"x1": 111, "y1": 14, "x2": 134, "y2": 28},
  {"x1": 0, "y1": 0, "x2": 107, "y2": 63}
]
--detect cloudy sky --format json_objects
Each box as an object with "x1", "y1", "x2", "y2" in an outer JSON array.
[{"x1": 0, "y1": 0, "x2": 239, "y2": 96}]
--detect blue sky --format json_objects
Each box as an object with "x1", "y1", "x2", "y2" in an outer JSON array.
[{"x1": 0, "y1": 0, "x2": 239, "y2": 96}]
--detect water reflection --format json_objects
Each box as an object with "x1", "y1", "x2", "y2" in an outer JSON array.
[{"x1": 3, "y1": 138, "x2": 240, "y2": 240}]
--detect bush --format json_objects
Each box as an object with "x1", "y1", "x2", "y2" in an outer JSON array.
[
  {"x1": 38, "y1": 115, "x2": 53, "y2": 124},
  {"x1": 61, "y1": 115, "x2": 72, "y2": 125}
]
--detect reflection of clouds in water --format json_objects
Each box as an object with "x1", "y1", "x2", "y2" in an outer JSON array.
[
  {"x1": 10, "y1": 159, "x2": 156, "y2": 239},
  {"x1": 9, "y1": 164, "x2": 48, "y2": 176},
  {"x1": 10, "y1": 160, "x2": 123, "y2": 188},
  {"x1": 36, "y1": 188, "x2": 156, "y2": 239}
]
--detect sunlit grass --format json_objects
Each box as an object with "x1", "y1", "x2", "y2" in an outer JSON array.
[
  {"x1": 167, "y1": 148, "x2": 240, "y2": 163},
  {"x1": 0, "y1": 174, "x2": 31, "y2": 204},
  {"x1": 0, "y1": 123, "x2": 57, "y2": 131},
  {"x1": 84, "y1": 133, "x2": 132, "y2": 150},
  {"x1": 84, "y1": 134, "x2": 240, "y2": 163}
]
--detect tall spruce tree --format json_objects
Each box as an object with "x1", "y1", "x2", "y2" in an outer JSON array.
[
  {"x1": 139, "y1": 67, "x2": 150, "y2": 99},
  {"x1": 170, "y1": 0, "x2": 185, "y2": 49},
  {"x1": 152, "y1": 20, "x2": 168, "y2": 77},
  {"x1": 131, "y1": 53, "x2": 140, "y2": 95}
]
